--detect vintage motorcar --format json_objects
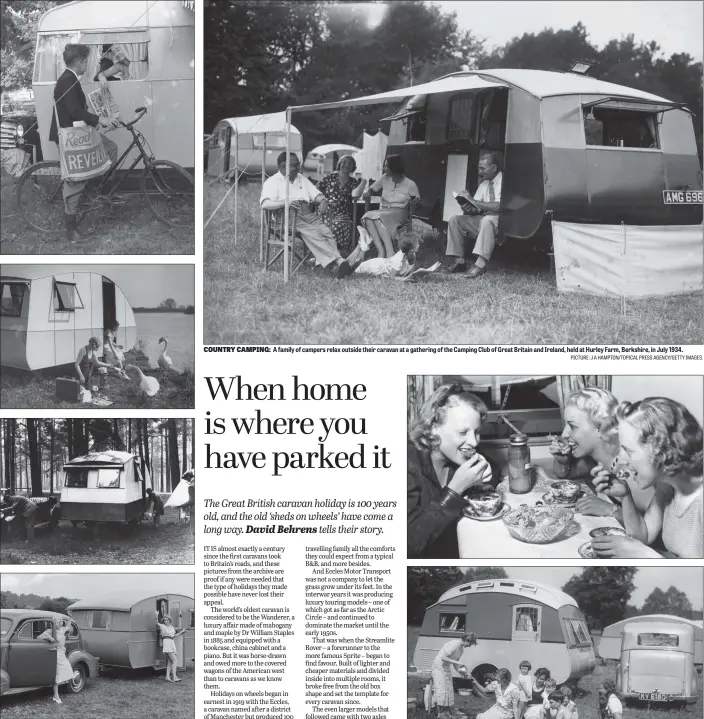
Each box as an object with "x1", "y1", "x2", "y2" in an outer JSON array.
[
  {"x1": 0, "y1": 92, "x2": 43, "y2": 173},
  {"x1": 0, "y1": 494, "x2": 60, "y2": 543},
  {"x1": 0, "y1": 609, "x2": 99, "y2": 697}
]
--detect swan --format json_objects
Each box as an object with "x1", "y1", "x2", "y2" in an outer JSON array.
[
  {"x1": 125, "y1": 364, "x2": 160, "y2": 397},
  {"x1": 157, "y1": 337, "x2": 173, "y2": 370}
]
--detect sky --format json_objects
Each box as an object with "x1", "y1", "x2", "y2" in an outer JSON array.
[
  {"x1": 465, "y1": 566, "x2": 704, "y2": 609},
  {"x1": 434, "y1": 1, "x2": 704, "y2": 61},
  {"x1": 2, "y1": 573, "x2": 194, "y2": 602},
  {"x1": 3, "y1": 264, "x2": 195, "y2": 307}
]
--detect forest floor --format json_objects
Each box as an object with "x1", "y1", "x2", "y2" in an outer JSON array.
[
  {"x1": 0, "y1": 505, "x2": 195, "y2": 565},
  {"x1": 0, "y1": 348, "x2": 194, "y2": 410},
  {"x1": 0, "y1": 661, "x2": 195, "y2": 719}
]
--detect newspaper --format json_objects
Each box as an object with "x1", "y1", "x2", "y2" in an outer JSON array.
[{"x1": 87, "y1": 85, "x2": 120, "y2": 121}]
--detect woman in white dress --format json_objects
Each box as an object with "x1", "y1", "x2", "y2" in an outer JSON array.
[
  {"x1": 38, "y1": 617, "x2": 75, "y2": 704},
  {"x1": 431, "y1": 632, "x2": 477, "y2": 718},
  {"x1": 156, "y1": 614, "x2": 187, "y2": 682},
  {"x1": 472, "y1": 667, "x2": 521, "y2": 719}
]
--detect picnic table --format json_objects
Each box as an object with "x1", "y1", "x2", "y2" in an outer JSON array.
[{"x1": 458, "y1": 456, "x2": 622, "y2": 558}]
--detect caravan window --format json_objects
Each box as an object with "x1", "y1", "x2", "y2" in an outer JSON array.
[
  {"x1": 189, "y1": 609, "x2": 195, "y2": 629},
  {"x1": 0, "y1": 282, "x2": 26, "y2": 317},
  {"x1": 171, "y1": 602, "x2": 181, "y2": 628},
  {"x1": 638, "y1": 633, "x2": 679, "y2": 647},
  {"x1": 86, "y1": 611, "x2": 111, "y2": 629},
  {"x1": 33, "y1": 33, "x2": 81, "y2": 83},
  {"x1": 568, "y1": 618, "x2": 591, "y2": 646},
  {"x1": 439, "y1": 613, "x2": 466, "y2": 633},
  {"x1": 448, "y1": 96, "x2": 475, "y2": 140},
  {"x1": 65, "y1": 470, "x2": 89, "y2": 488},
  {"x1": 583, "y1": 106, "x2": 660, "y2": 149},
  {"x1": 81, "y1": 31, "x2": 151, "y2": 83},
  {"x1": 53, "y1": 281, "x2": 84, "y2": 312},
  {"x1": 512, "y1": 605, "x2": 541, "y2": 640},
  {"x1": 252, "y1": 134, "x2": 286, "y2": 149},
  {"x1": 97, "y1": 468, "x2": 121, "y2": 488}
]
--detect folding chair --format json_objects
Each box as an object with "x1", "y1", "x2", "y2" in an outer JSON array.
[{"x1": 263, "y1": 208, "x2": 312, "y2": 276}]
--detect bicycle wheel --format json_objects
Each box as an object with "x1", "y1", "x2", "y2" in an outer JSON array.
[
  {"x1": 16, "y1": 160, "x2": 64, "y2": 233},
  {"x1": 142, "y1": 160, "x2": 194, "y2": 228}
]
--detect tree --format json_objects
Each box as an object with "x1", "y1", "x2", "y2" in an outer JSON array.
[
  {"x1": 167, "y1": 419, "x2": 181, "y2": 490},
  {"x1": 460, "y1": 567, "x2": 508, "y2": 583},
  {"x1": 407, "y1": 566, "x2": 466, "y2": 626},
  {"x1": 38, "y1": 596, "x2": 74, "y2": 614},
  {"x1": 159, "y1": 298, "x2": 178, "y2": 310},
  {"x1": 26, "y1": 419, "x2": 42, "y2": 496},
  {"x1": 562, "y1": 567, "x2": 638, "y2": 630},
  {"x1": 641, "y1": 586, "x2": 693, "y2": 619}
]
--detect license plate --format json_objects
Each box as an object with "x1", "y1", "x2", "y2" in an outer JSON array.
[
  {"x1": 663, "y1": 190, "x2": 703, "y2": 204},
  {"x1": 638, "y1": 692, "x2": 671, "y2": 701}
]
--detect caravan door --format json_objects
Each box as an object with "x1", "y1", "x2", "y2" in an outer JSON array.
[{"x1": 511, "y1": 605, "x2": 541, "y2": 641}]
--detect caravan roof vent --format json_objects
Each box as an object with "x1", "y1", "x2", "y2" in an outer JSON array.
[
  {"x1": 477, "y1": 581, "x2": 495, "y2": 589},
  {"x1": 500, "y1": 582, "x2": 515, "y2": 587},
  {"x1": 458, "y1": 584, "x2": 473, "y2": 592},
  {"x1": 519, "y1": 583, "x2": 538, "y2": 593}
]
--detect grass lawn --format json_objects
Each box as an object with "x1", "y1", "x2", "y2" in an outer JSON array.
[
  {"x1": 0, "y1": 178, "x2": 193, "y2": 255},
  {"x1": 204, "y1": 182, "x2": 702, "y2": 344},
  {"x1": 0, "y1": 662, "x2": 194, "y2": 719},
  {"x1": 1, "y1": 508, "x2": 194, "y2": 565},
  {"x1": 0, "y1": 349, "x2": 194, "y2": 409},
  {"x1": 406, "y1": 626, "x2": 703, "y2": 719}
]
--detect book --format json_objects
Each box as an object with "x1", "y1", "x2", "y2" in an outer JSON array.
[{"x1": 453, "y1": 190, "x2": 480, "y2": 210}]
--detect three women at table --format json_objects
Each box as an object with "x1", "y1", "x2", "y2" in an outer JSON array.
[
  {"x1": 38, "y1": 617, "x2": 74, "y2": 704},
  {"x1": 407, "y1": 384, "x2": 496, "y2": 559},
  {"x1": 318, "y1": 155, "x2": 366, "y2": 254},
  {"x1": 361, "y1": 154, "x2": 420, "y2": 258},
  {"x1": 431, "y1": 633, "x2": 477, "y2": 719}
]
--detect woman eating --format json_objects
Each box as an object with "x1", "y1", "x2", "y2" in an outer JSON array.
[
  {"x1": 38, "y1": 617, "x2": 74, "y2": 704},
  {"x1": 553, "y1": 387, "x2": 654, "y2": 518},
  {"x1": 591, "y1": 397, "x2": 703, "y2": 558},
  {"x1": 407, "y1": 384, "x2": 495, "y2": 558},
  {"x1": 431, "y1": 632, "x2": 477, "y2": 719},
  {"x1": 472, "y1": 667, "x2": 521, "y2": 719},
  {"x1": 362, "y1": 154, "x2": 420, "y2": 257},
  {"x1": 317, "y1": 155, "x2": 366, "y2": 254}
]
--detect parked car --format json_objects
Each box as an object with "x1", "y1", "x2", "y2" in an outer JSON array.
[
  {"x1": 0, "y1": 94, "x2": 43, "y2": 173},
  {"x1": 0, "y1": 494, "x2": 60, "y2": 543},
  {"x1": 0, "y1": 609, "x2": 99, "y2": 697}
]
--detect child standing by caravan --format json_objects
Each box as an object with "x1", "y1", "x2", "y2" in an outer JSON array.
[{"x1": 516, "y1": 661, "x2": 533, "y2": 716}]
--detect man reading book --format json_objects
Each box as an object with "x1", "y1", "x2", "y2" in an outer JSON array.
[{"x1": 443, "y1": 152, "x2": 502, "y2": 278}]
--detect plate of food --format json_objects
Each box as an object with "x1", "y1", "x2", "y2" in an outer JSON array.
[
  {"x1": 578, "y1": 541, "x2": 598, "y2": 559},
  {"x1": 503, "y1": 504, "x2": 574, "y2": 544}
]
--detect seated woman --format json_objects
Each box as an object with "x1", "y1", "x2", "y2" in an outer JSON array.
[
  {"x1": 344, "y1": 227, "x2": 417, "y2": 278},
  {"x1": 317, "y1": 155, "x2": 366, "y2": 254},
  {"x1": 95, "y1": 44, "x2": 130, "y2": 85},
  {"x1": 74, "y1": 337, "x2": 116, "y2": 389},
  {"x1": 472, "y1": 667, "x2": 521, "y2": 719},
  {"x1": 591, "y1": 397, "x2": 703, "y2": 558},
  {"x1": 407, "y1": 384, "x2": 496, "y2": 559},
  {"x1": 553, "y1": 387, "x2": 654, "y2": 518},
  {"x1": 362, "y1": 154, "x2": 420, "y2": 258},
  {"x1": 522, "y1": 668, "x2": 551, "y2": 719}
]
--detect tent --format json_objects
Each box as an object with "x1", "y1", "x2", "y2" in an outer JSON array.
[
  {"x1": 599, "y1": 615, "x2": 703, "y2": 665},
  {"x1": 276, "y1": 69, "x2": 702, "y2": 285}
]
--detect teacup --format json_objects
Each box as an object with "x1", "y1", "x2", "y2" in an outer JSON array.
[
  {"x1": 551, "y1": 481, "x2": 581, "y2": 501},
  {"x1": 589, "y1": 526, "x2": 628, "y2": 538},
  {"x1": 465, "y1": 489, "x2": 503, "y2": 517}
]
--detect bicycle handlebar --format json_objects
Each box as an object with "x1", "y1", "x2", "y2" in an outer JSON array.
[{"x1": 120, "y1": 106, "x2": 148, "y2": 129}]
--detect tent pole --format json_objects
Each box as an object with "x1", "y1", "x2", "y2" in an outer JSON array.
[
  {"x1": 260, "y1": 132, "x2": 266, "y2": 262},
  {"x1": 234, "y1": 129, "x2": 239, "y2": 246},
  {"x1": 284, "y1": 109, "x2": 291, "y2": 282}
]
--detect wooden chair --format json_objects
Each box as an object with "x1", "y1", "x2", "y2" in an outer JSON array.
[{"x1": 263, "y1": 208, "x2": 312, "y2": 276}]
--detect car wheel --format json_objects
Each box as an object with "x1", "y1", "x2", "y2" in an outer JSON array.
[{"x1": 67, "y1": 663, "x2": 87, "y2": 693}]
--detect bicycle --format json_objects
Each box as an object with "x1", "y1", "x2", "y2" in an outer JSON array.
[{"x1": 16, "y1": 106, "x2": 194, "y2": 232}]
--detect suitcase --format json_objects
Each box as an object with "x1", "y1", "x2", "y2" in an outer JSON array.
[{"x1": 56, "y1": 377, "x2": 82, "y2": 401}]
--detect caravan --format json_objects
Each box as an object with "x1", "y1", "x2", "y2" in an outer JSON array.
[
  {"x1": 412, "y1": 579, "x2": 596, "y2": 684},
  {"x1": 68, "y1": 591, "x2": 195, "y2": 672},
  {"x1": 59, "y1": 450, "x2": 152, "y2": 527},
  {"x1": 33, "y1": 0, "x2": 195, "y2": 170},
  {"x1": 0, "y1": 269, "x2": 136, "y2": 371}
]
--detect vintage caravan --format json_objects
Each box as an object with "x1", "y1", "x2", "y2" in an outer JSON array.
[
  {"x1": 33, "y1": 0, "x2": 195, "y2": 170},
  {"x1": 206, "y1": 112, "x2": 303, "y2": 179},
  {"x1": 0, "y1": 269, "x2": 136, "y2": 371},
  {"x1": 412, "y1": 579, "x2": 596, "y2": 684},
  {"x1": 67, "y1": 591, "x2": 195, "y2": 671},
  {"x1": 599, "y1": 614, "x2": 703, "y2": 666},
  {"x1": 60, "y1": 450, "x2": 152, "y2": 527},
  {"x1": 616, "y1": 621, "x2": 698, "y2": 705},
  {"x1": 302, "y1": 143, "x2": 360, "y2": 180}
]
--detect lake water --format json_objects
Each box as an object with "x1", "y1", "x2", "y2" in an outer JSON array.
[{"x1": 135, "y1": 313, "x2": 195, "y2": 371}]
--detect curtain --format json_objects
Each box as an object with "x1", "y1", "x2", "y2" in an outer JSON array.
[
  {"x1": 120, "y1": 43, "x2": 148, "y2": 80},
  {"x1": 556, "y1": 375, "x2": 613, "y2": 417}
]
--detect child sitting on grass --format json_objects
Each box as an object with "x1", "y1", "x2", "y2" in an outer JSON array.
[
  {"x1": 559, "y1": 686, "x2": 578, "y2": 719},
  {"x1": 547, "y1": 691, "x2": 571, "y2": 719},
  {"x1": 599, "y1": 680, "x2": 622, "y2": 719},
  {"x1": 345, "y1": 226, "x2": 418, "y2": 277}
]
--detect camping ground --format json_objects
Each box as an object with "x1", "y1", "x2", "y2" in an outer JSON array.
[
  {"x1": 406, "y1": 627, "x2": 704, "y2": 719},
  {"x1": 0, "y1": 662, "x2": 194, "y2": 719},
  {"x1": 204, "y1": 183, "x2": 703, "y2": 345}
]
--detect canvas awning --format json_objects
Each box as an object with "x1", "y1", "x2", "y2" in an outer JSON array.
[
  {"x1": 222, "y1": 112, "x2": 301, "y2": 135},
  {"x1": 290, "y1": 75, "x2": 508, "y2": 113},
  {"x1": 79, "y1": 29, "x2": 150, "y2": 44}
]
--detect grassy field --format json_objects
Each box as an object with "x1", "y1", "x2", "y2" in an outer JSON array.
[
  {"x1": 203, "y1": 182, "x2": 702, "y2": 345},
  {"x1": 1, "y1": 507, "x2": 194, "y2": 565},
  {"x1": 0, "y1": 662, "x2": 194, "y2": 719},
  {"x1": 0, "y1": 177, "x2": 193, "y2": 255},
  {"x1": 0, "y1": 348, "x2": 194, "y2": 410},
  {"x1": 406, "y1": 626, "x2": 703, "y2": 719}
]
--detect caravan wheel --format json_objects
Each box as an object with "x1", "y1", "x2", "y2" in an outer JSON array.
[{"x1": 470, "y1": 663, "x2": 498, "y2": 685}]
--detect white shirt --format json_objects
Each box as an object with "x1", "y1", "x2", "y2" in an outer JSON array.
[
  {"x1": 260, "y1": 171, "x2": 321, "y2": 206},
  {"x1": 474, "y1": 171, "x2": 502, "y2": 204},
  {"x1": 606, "y1": 694, "x2": 623, "y2": 717}
]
